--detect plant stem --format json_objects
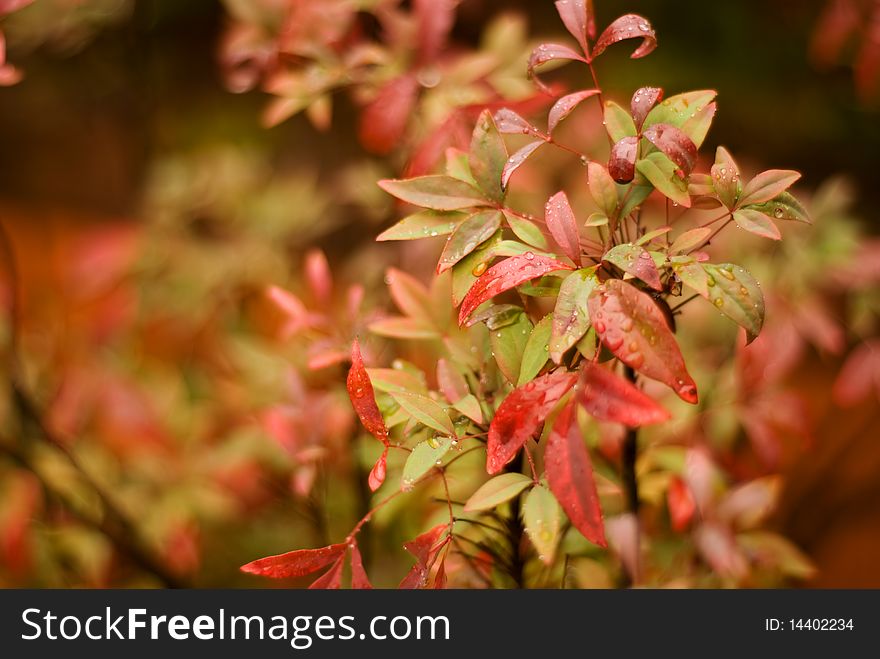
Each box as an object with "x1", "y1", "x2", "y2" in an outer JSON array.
[{"x1": 621, "y1": 365, "x2": 641, "y2": 586}]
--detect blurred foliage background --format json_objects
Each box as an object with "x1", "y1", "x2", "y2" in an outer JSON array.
[{"x1": 0, "y1": 0, "x2": 877, "y2": 588}]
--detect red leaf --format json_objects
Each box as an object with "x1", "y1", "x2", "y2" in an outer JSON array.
[
  {"x1": 359, "y1": 74, "x2": 420, "y2": 154},
  {"x1": 832, "y1": 339, "x2": 880, "y2": 407},
  {"x1": 545, "y1": 400, "x2": 606, "y2": 547},
  {"x1": 350, "y1": 542, "x2": 373, "y2": 589},
  {"x1": 544, "y1": 191, "x2": 582, "y2": 263},
  {"x1": 304, "y1": 249, "x2": 333, "y2": 303},
  {"x1": 399, "y1": 524, "x2": 448, "y2": 589},
  {"x1": 458, "y1": 253, "x2": 573, "y2": 326},
  {"x1": 240, "y1": 543, "x2": 347, "y2": 579},
  {"x1": 631, "y1": 86, "x2": 663, "y2": 130},
  {"x1": 591, "y1": 14, "x2": 657, "y2": 61},
  {"x1": 587, "y1": 280, "x2": 698, "y2": 403},
  {"x1": 486, "y1": 370, "x2": 577, "y2": 474},
  {"x1": 642, "y1": 123, "x2": 697, "y2": 174},
  {"x1": 347, "y1": 339, "x2": 390, "y2": 444},
  {"x1": 576, "y1": 362, "x2": 670, "y2": 426},
  {"x1": 667, "y1": 476, "x2": 696, "y2": 532},
  {"x1": 308, "y1": 556, "x2": 344, "y2": 589},
  {"x1": 528, "y1": 43, "x2": 587, "y2": 94},
  {"x1": 493, "y1": 108, "x2": 540, "y2": 135},
  {"x1": 554, "y1": 0, "x2": 593, "y2": 53},
  {"x1": 608, "y1": 136, "x2": 638, "y2": 183},
  {"x1": 368, "y1": 448, "x2": 388, "y2": 492},
  {"x1": 502, "y1": 140, "x2": 544, "y2": 189},
  {"x1": 414, "y1": 0, "x2": 457, "y2": 63},
  {"x1": 437, "y1": 358, "x2": 469, "y2": 403},
  {"x1": 548, "y1": 89, "x2": 600, "y2": 134}
]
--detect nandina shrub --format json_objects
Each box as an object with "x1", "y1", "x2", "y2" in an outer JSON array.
[{"x1": 241, "y1": 0, "x2": 815, "y2": 589}]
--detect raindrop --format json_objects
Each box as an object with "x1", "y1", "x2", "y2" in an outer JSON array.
[
  {"x1": 524, "y1": 251, "x2": 535, "y2": 260},
  {"x1": 713, "y1": 298, "x2": 723, "y2": 307},
  {"x1": 773, "y1": 207, "x2": 784, "y2": 219}
]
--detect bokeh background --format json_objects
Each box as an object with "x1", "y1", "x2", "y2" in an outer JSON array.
[{"x1": 0, "y1": 0, "x2": 878, "y2": 588}]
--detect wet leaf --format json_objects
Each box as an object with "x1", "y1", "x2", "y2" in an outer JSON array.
[
  {"x1": 504, "y1": 210, "x2": 549, "y2": 249},
  {"x1": 399, "y1": 524, "x2": 448, "y2": 589},
  {"x1": 493, "y1": 108, "x2": 539, "y2": 135},
  {"x1": 486, "y1": 370, "x2": 577, "y2": 473},
  {"x1": 469, "y1": 110, "x2": 507, "y2": 203},
  {"x1": 452, "y1": 394, "x2": 483, "y2": 424},
  {"x1": 681, "y1": 101, "x2": 716, "y2": 148},
  {"x1": 376, "y1": 210, "x2": 461, "y2": 241},
  {"x1": 368, "y1": 449, "x2": 388, "y2": 492},
  {"x1": 241, "y1": 543, "x2": 347, "y2": 579},
  {"x1": 451, "y1": 229, "x2": 503, "y2": 306},
  {"x1": 548, "y1": 89, "x2": 600, "y2": 133},
  {"x1": 587, "y1": 162, "x2": 618, "y2": 217},
  {"x1": 673, "y1": 259, "x2": 710, "y2": 297},
  {"x1": 642, "y1": 123, "x2": 697, "y2": 174},
  {"x1": 711, "y1": 146, "x2": 741, "y2": 209},
  {"x1": 603, "y1": 243, "x2": 662, "y2": 290},
  {"x1": 635, "y1": 152, "x2": 691, "y2": 207},
  {"x1": 591, "y1": 14, "x2": 657, "y2": 60},
  {"x1": 350, "y1": 542, "x2": 373, "y2": 589},
  {"x1": 502, "y1": 140, "x2": 544, "y2": 189},
  {"x1": 603, "y1": 101, "x2": 637, "y2": 143},
  {"x1": 464, "y1": 473, "x2": 534, "y2": 512},
  {"x1": 545, "y1": 400, "x2": 606, "y2": 547},
  {"x1": 644, "y1": 90, "x2": 717, "y2": 132},
  {"x1": 389, "y1": 391, "x2": 456, "y2": 436},
  {"x1": 608, "y1": 136, "x2": 639, "y2": 184},
  {"x1": 577, "y1": 361, "x2": 669, "y2": 426},
  {"x1": 554, "y1": 0, "x2": 594, "y2": 53},
  {"x1": 738, "y1": 170, "x2": 801, "y2": 207},
  {"x1": 402, "y1": 436, "x2": 454, "y2": 489},
  {"x1": 490, "y1": 310, "x2": 533, "y2": 384},
  {"x1": 744, "y1": 191, "x2": 811, "y2": 224},
  {"x1": 669, "y1": 227, "x2": 712, "y2": 254},
  {"x1": 631, "y1": 86, "x2": 663, "y2": 130},
  {"x1": 732, "y1": 209, "x2": 781, "y2": 240},
  {"x1": 379, "y1": 175, "x2": 488, "y2": 211},
  {"x1": 701, "y1": 263, "x2": 765, "y2": 343},
  {"x1": 437, "y1": 210, "x2": 503, "y2": 273},
  {"x1": 309, "y1": 556, "x2": 345, "y2": 589},
  {"x1": 545, "y1": 191, "x2": 582, "y2": 263},
  {"x1": 347, "y1": 340, "x2": 389, "y2": 444},
  {"x1": 587, "y1": 280, "x2": 698, "y2": 403},
  {"x1": 518, "y1": 313, "x2": 554, "y2": 385},
  {"x1": 458, "y1": 253, "x2": 573, "y2": 326},
  {"x1": 523, "y1": 485, "x2": 563, "y2": 564},
  {"x1": 550, "y1": 269, "x2": 598, "y2": 363},
  {"x1": 528, "y1": 42, "x2": 587, "y2": 93}
]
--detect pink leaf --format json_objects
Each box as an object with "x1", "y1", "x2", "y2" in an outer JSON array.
[
  {"x1": 732, "y1": 209, "x2": 782, "y2": 240},
  {"x1": 588, "y1": 280, "x2": 698, "y2": 403},
  {"x1": 554, "y1": 0, "x2": 594, "y2": 53},
  {"x1": 548, "y1": 89, "x2": 600, "y2": 134},
  {"x1": 368, "y1": 448, "x2": 388, "y2": 492},
  {"x1": 738, "y1": 170, "x2": 801, "y2": 206},
  {"x1": 347, "y1": 339, "x2": 390, "y2": 445},
  {"x1": 577, "y1": 362, "x2": 670, "y2": 426},
  {"x1": 414, "y1": 0, "x2": 457, "y2": 63},
  {"x1": 642, "y1": 123, "x2": 698, "y2": 174},
  {"x1": 358, "y1": 74, "x2": 419, "y2": 154},
  {"x1": 486, "y1": 370, "x2": 577, "y2": 474},
  {"x1": 502, "y1": 140, "x2": 544, "y2": 189},
  {"x1": 308, "y1": 556, "x2": 345, "y2": 589},
  {"x1": 631, "y1": 86, "x2": 663, "y2": 130},
  {"x1": 528, "y1": 43, "x2": 587, "y2": 94},
  {"x1": 493, "y1": 108, "x2": 540, "y2": 135},
  {"x1": 437, "y1": 358, "x2": 469, "y2": 403},
  {"x1": 304, "y1": 249, "x2": 333, "y2": 303},
  {"x1": 602, "y1": 243, "x2": 663, "y2": 291},
  {"x1": 544, "y1": 191, "x2": 582, "y2": 263},
  {"x1": 545, "y1": 400, "x2": 607, "y2": 547},
  {"x1": 458, "y1": 253, "x2": 573, "y2": 326},
  {"x1": 608, "y1": 136, "x2": 638, "y2": 183},
  {"x1": 240, "y1": 543, "x2": 347, "y2": 579},
  {"x1": 591, "y1": 14, "x2": 657, "y2": 61}
]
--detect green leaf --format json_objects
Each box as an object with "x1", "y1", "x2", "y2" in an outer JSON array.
[
  {"x1": 680, "y1": 101, "x2": 716, "y2": 148},
  {"x1": 738, "y1": 170, "x2": 800, "y2": 207},
  {"x1": 673, "y1": 259, "x2": 710, "y2": 297},
  {"x1": 376, "y1": 211, "x2": 462, "y2": 241},
  {"x1": 711, "y1": 147, "x2": 741, "y2": 210},
  {"x1": 452, "y1": 394, "x2": 483, "y2": 424},
  {"x1": 587, "y1": 162, "x2": 618, "y2": 217},
  {"x1": 518, "y1": 313, "x2": 553, "y2": 385},
  {"x1": 437, "y1": 210, "x2": 503, "y2": 273},
  {"x1": 550, "y1": 269, "x2": 597, "y2": 363},
  {"x1": 468, "y1": 110, "x2": 508, "y2": 203},
  {"x1": 402, "y1": 436, "x2": 455, "y2": 489},
  {"x1": 386, "y1": 267, "x2": 433, "y2": 322},
  {"x1": 389, "y1": 391, "x2": 457, "y2": 436},
  {"x1": 585, "y1": 212, "x2": 609, "y2": 227},
  {"x1": 504, "y1": 211, "x2": 549, "y2": 249},
  {"x1": 669, "y1": 227, "x2": 712, "y2": 254},
  {"x1": 635, "y1": 152, "x2": 691, "y2": 207},
  {"x1": 445, "y1": 148, "x2": 477, "y2": 184},
  {"x1": 464, "y1": 473, "x2": 534, "y2": 512},
  {"x1": 366, "y1": 368, "x2": 428, "y2": 394},
  {"x1": 744, "y1": 191, "x2": 810, "y2": 224},
  {"x1": 635, "y1": 226, "x2": 671, "y2": 246},
  {"x1": 618, "y1": 184, "x2": 652, "y2": 218},
  {"x1": 379, "y1": 176, "x2": 489, "y2": 210},
  {"x1": 490, "y1": 310, "x2": 533, "y2": 384},
  {"x1": 603, "y1": 101, "x2": 637, "y2": 143},
  {"x1": 702, "y1": 263, "x2": 765, "y2": 343},
  {"x1": 732, "y1": 209, "x2": 781, "y2": 240},
  {"x1": 523, "y1": 485, "x2": 563, "y2": 564},
  {"x1": 451, "y1": 229, "x2": 503, "y2": 306},
  {"x1": 369, "y1": 317, "x2": 439, "y2": 339},
  {"x1": 643, "y1": 90, "x2": 717, "y2": 131}
]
